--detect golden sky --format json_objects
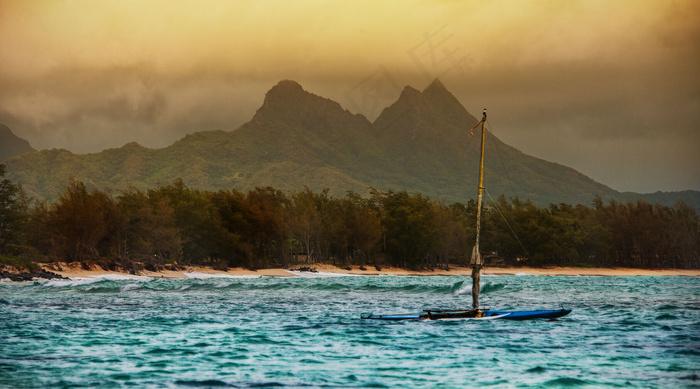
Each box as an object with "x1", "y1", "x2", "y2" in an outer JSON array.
[{"x1": 0, "y1": 0, "x2": 698, "y2": 192}]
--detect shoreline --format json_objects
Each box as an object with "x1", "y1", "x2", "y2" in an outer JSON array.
[{"x1": 19, "y1": 263, "x2": 700, "y2": 280}]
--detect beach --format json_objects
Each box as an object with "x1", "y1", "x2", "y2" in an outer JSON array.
[{"x1": 36, "y1": 262, "x2": 700, "y2": 279}]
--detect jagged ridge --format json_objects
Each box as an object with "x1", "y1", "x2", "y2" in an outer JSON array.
[{"x1": 3, "y1": 80, "x2": 698, "y2": 209}]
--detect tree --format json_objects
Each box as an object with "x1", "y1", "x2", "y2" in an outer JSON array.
[
  {"x1": 47, "y1": 180, "x2": 119, "y2": 261},
  {"x1": 288, "y1": 187, "x2": 322, "y2": 263},
  {"x1": 0, "y1": 164, "x2": 27, "y2": 254},
  {"x1": 431, "y1": 200, "x2": 469, "y2": 269},
  {"x1": 147, "y1": 179, "x2": 221, "y2": 264},
  {"x1": 207, "y1": 189, "x2": 251, "y2": 267},
  {"x1": 118, "y1": 188, "x2": 181, "y2": 261},
  {"x1": 345, "y1": 191, "x2": 383, "y2": 265},
  {"x1": 376, "y1": 190, "x2": 438, "y2": 269},
  {"x1": 669, "y1": 201, "x2": 699, "y2": 269},
  {"x1": 244, "y1": 187, "x2": 290, "y2": 268}
]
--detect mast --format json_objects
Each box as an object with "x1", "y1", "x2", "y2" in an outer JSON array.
[{"x1": 470, "y1": 109, "x2": 487, "y2": 309}]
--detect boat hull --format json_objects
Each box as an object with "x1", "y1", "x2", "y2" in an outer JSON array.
[
  {"x1": 485, "y1": 309, "x2": 572, "y2": 320},
  {"x1": 361, "y1": 308, "x2": 571, "y2": 321}
]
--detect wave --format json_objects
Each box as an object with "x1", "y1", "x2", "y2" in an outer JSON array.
[
  {"x1": 481, "y1": 282, "x2": 506, "y2": 294},
  {"x1": 453, "y1": 281, "x2": 506, "y2": 295},
  {"x1": 184, "y1": 271, "x2": 261, "y2": 279},
  {"x1": 657, "y1": 304, "x2": 682, "y2": 311},
  {"x1": 173, "y1": 379, "x2": 235, "y2": 387},
  {"x1": 174, "y1": 379, "x2": 288, "y2": 388},
  {"x1": 21, "y1": 276, "x2": 516, "y2": 296},
  {"x1": 453, "y1": 280, "x2": 470, "y2": 295},
  {"x1": 120, "y1": 283, "x2": 143, "y2": 292},
  {"x1": 42, "y1": 277, "x2": 103, "y2": 287},
  {"x1": 93, "y1": 273, "x2": 153, "y2": 281},
  {"x1": 42, "y1": 273, "x2": 152, "y2": 288},
  {"x1": 285, "y1": 270, "x2": 360, "y2": 277},
  {"x1": 544, "y1": 377, "x2": 590, "y2": 386}
]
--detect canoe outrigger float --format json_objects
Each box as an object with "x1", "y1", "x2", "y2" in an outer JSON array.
[
  {"x1": 361, "y1": 309, "x2": 507, "y2": 321},
  {"x1": 362, "y1": 110, "x2": 572, "y2": 322}
]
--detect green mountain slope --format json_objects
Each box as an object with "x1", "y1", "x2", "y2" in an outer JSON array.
[
  {"x1": 4, "y1": 80, "x2": 699, "y2": 209},
  {"x1": 372, "y1": 79, "x2": 621, "y2": 205}
]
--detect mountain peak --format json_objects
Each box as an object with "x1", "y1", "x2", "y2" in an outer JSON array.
[
  {"x1": 255, "y1": 80, "x2": 318, "y2": 119},
  {"x1": 398, "y1": 85, "x2": 421, "y2": 100},
  {"x1": 375, "y1": 78, "x2": 474, "y2": 126},
  {"x1": 270, "y1": 79, "x2": 304, "y2": 94},
  {"x1": 421, "y1": 78, "x2": 458, "y2": 103},
  {"x1": 263, "y1": 80, "x2": 307, "y2": 103},
  {"x1": 423, "y1": 78, "x2": 447, "y2": 93},
  {"x1": 248, "y1": 80, "x2": 372, "y2": 136}
]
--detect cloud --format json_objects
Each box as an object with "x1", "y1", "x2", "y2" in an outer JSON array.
[
  {"x1": 0, "y1": 0, "x2": 698, "y2": 191},
  {"x1": 0, "y1": 65, "x2": 271, "y2": 152}
]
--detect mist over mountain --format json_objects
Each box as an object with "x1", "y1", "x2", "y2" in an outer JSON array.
[
  {"x1": 3, "y1": 80, "x2": 698, "y2": 209},
  {"x1": 0, "y1": 124, "x2": 35, "y2": 161}
]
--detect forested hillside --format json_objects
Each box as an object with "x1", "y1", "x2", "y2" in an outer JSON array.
[{"x1": 5, "y1": 79, "x2": 697, "y2": 209}]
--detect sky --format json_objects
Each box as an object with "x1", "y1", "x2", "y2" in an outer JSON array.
[{"x1": 0, "y1": 0, "x2": 698, "y2": 193}]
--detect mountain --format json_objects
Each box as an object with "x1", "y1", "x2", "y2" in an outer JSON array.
[
  {"x1": 372, "y1": 79, "x2": 625, "y2": 205},
  {"x1": 4, "y1": 80, "x2": 699, "y2": 210},
  {"x1": 4, "y1": 81, "x2": 391, "y2": 201},
  {"x1": 0, "y1": 124, "x2": 35, "y2": 161}
]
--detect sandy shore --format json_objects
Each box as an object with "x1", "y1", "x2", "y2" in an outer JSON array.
[{"x1": 36, "y1": 262, "x2": 700, "y2": 279}]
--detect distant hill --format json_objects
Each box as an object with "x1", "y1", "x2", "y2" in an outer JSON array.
[
  {"x1": 4, "y1": 80, "x2": 699, "y2": 210},
  {"x1": 0, "y1": 124, "x2": 35, "y2": 161}
]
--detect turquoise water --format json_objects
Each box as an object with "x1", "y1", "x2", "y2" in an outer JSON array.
[{"x1": 1, "y1": 274, "x2": 699, "y2": 388}]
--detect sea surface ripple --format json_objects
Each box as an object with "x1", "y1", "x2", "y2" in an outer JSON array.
[{"x1": 1, "y1": 275, "x2": 699, "y2": 388}]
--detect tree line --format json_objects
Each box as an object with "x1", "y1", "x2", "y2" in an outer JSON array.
[{"x1": 0, "y1": 164, "x2": 698, "y2": 271}]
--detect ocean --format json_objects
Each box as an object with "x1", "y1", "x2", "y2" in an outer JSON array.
[{"x1": 1, "y1": 273, "x2": 698, "y2": 388}]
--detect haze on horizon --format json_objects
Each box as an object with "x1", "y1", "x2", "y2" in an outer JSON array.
[{"x1": 0, "y1": 0, "x2": 698, "y2": 193}]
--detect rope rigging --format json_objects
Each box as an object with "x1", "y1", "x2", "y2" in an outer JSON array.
[
  {"x1": 485, "y1": 120, "x2": 519, "y2": 201},
  {"x1": 469, "y1": 115, "x2": 566, "y2": 308}
]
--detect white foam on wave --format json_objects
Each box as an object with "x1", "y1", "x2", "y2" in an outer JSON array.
[
  {"x1": 43, "y1": 277, "x2": 99, "y2": 287},
  {"x1": 42, "y1": 273, "x2": 153, "y2": 287},
  {"x1": 120, "y1": 283, "x2": 143, "y2": 292},
  {"x1": 285, "y1": 270, "x2": 360, "y2": 278},
  {"x1": 94, "y1": 273, "x2": 153, "y2": 281},
  {"x1": 183, "y1": 271, "x2": 261, "y2": 279},
  {"x1": 454, "y1": 283, "x2": 472, "y2": 295}
]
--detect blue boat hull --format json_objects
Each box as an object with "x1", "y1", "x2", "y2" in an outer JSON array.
[
  {"x1": 361, "y1": 308, "x2": 571, "y2": 321},
  {"x1": 485, "y1": 309, "x2": 571, "y2": 320}
]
